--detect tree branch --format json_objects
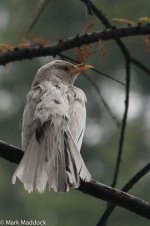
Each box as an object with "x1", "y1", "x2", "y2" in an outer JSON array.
[
  {"x1": 25, "y1": 0, "x2": 51, "y2": 37},
  {"x1": 97, "y1": 163, "x2": 150, "y2": 226},
  {"x1": 0, "y1": 140, "x2": 150, "y2": 219},
  {"x1": 81, "y1": 0, "x2": 112, "y2": 28},
  {"x1": 83, "y1": 73, "x2": 120, "y2": 127},
  {"x1": 0, "y1": 25, "x2": 150, "y2": 65},
  {"x1": 131, "y1": 57, "x2": 150, "y2": 77},
  {"x1": 79, "y1": 180, "x2": 150, "y2": 220},
  {"x1": 111, "y1": 58, "x2": 131, "y2": 188},
  {"x1": 0, "y1": 140, "x2": 23, "y2": 164}
]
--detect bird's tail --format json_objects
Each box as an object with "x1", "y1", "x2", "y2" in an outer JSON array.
[{"x1": 12, "y1": 127, "x2": 91, "y2": 193}]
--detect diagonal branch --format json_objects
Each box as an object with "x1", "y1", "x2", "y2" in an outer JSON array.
[
  {"x1": 92, "y1": 67, "x2": 125, "y2": 86},
  {"x1": 0, "y1": 139, "x2": 150, "y2": 219},
  {"x1": 97, "y1": 163, "x2": 150, "y2": 226},
  {"x1": 79, "y1": 179, "x2": 150, "y2": 220},
  {"x1": 131, "y1": 57, "x2": 150, "y2": 76},
  {"x1": 25, "y1": 0, "x2": 51, "y2": 37},
  {"x1": 83, "y1": 73, "x2": 120, "y2": 127},
  {"x1": 0, "y1": 140, "x2": 23, "y2": 164},
  {"x1": 0, "y1": 25, "x2": 150, "y2": 65},
  {"x1": 59, "y1": 53, "x2": 125, "y2": 86},
  {"x1": 81, "y1": 0, "x2": 112, "y2": 28}
]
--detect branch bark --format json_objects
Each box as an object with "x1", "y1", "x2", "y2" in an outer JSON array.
[
  {"x1": 111, "y1": 58, "x2": 130, "y2": 188},
  {"x1": 79, "y1": 180, "x2": 150, "y2": 220},
  {"x1": 97, "y1": 163, "x2": 150, "y2": 225},
  {"x1": 131, "y1": 57, "x2": 150, "y2": 77},
  {"x1": 0, "y1": 140, "x2": 150, "y2": 219},
  {"x1": 0, "y1": 25, "x2": 150, "y2": 65}
]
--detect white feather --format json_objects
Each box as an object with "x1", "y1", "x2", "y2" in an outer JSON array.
[{"x1": 12, "y1": 61, "x2": 91, "y2": 193}]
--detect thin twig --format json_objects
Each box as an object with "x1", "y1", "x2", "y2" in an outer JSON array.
[
  {"x1": 122, "y1": 163, "x2": 150, "y2": 191},
  {"x1": 25, "y1": 0, "x2": 50, "y2": 37},
  {"x1": 0, "y1": 139, "x2": 150, "y2": 219},
  {"x1": 111, "y1": 59, "x2": 131, "y2": 188},
  {"x1": 92, "y1": 67, "x2": 125, "y2": 86},
  {"x1": 97, "y1": 163, "x2": 150, "y2": 226},
  {"x1": 59, "y1": 53, "x2": 125, "y2": 86},
  {"x1": 81, "y1": 0, "x2": 112, "y2": 28},
  {"x1": 131, "y1": 57, "x2": 150, "y2": 76},
  {"x1": 83, "y1": 73, "x2": 120, "y2": 127}
]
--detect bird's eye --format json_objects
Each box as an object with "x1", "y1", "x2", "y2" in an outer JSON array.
[{"x1": 64, "y1": 66, "x2": 69, "y2": 71}]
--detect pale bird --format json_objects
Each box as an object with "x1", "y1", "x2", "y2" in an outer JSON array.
[{"x1": 12, "y1": 60, "x2": 93, "y2": 193}]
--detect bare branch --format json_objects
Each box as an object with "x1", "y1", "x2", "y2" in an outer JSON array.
[
  {"x1": 123, "y1": 163, "x2": 150, "y2": 191},
  {"x1": 25, "y1": 0, "x2": 50, "y2": 37},
  {"x1": 0, "y1": 140, "x2": 150, "y2": 219},
  {"x1": 81, "y1": 0, "x2": 112, "y2": 28},
  {"x1": 131, "y1": 57, "x2": 150, "y2": 76},
  {"x1": 83, "y1": 73, "x2": 120, "y2": 127},
  {"x1": 92, "y1": 67, "x2": 125, "y2": 86},
  {"x1": 79, "y1": 179, "x2": 150, "y2": 220},
  {"x1": 0, "y1": 140, "x2": 23, "y2": 164},
  {"x1": 111, "y1": 59, "x2": 131, "y2": 188},
  {"x1": 97, "y1": 163, "x2": 150, "y2": 226},
  {"x1": 78, "y1": 180, "x2": 150, "y2": 219},
  {"x1": 0, "y1": 25, "x2": 150, "y2": 65}
]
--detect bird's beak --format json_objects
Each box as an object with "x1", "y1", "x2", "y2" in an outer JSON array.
[{"x1": 72, "y1": 63, "x2": 93, "y2": 75}]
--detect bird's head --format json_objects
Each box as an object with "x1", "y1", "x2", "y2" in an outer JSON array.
[{"x1": 33, "y1": 60, "x2": 93, "y2": 86}]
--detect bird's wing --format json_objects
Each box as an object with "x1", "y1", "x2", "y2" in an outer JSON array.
[
  {"x1": 68, "y1": 87, "x2": 87, "y2": 151},
  {"x1": 22, "y1": 86, "x2": 41, "y2": 151},
  {"x1": 32, "y1": 84, "x2": 90, "y2": 188},
  {"x1": 65, "y1": 87, "x2": 91, "y2": 182},
  {"x1": 22, "y1": 82, "x2": 69, "y2": 151},
  {"x1": 33, "y1": 83, "x2": 69, "y2": 136}
]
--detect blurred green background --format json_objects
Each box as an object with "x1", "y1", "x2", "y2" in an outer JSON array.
[{"x1": 0, "y1": 0, "x2": 149, "y2": 225}]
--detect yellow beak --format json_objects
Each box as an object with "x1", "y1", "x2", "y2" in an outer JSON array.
[{"x1": 72, "y1": 63, "x2": 93, "y2": 75}]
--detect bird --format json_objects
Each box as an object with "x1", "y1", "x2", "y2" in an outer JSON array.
[{"x1": 12, "y1": 60, "x2": 93, "y2": 193}]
